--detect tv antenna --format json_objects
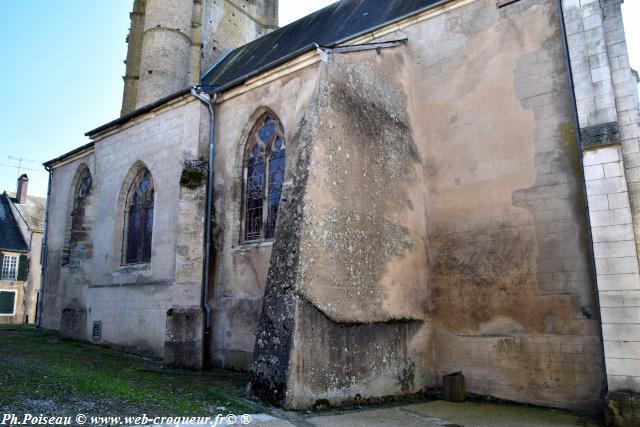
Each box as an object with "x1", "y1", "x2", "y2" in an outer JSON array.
[{"x1": 0, "y1": 155, "x2": 45, "y2": 174}]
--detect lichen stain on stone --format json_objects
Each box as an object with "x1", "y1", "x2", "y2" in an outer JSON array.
[
  {"x1": 606, "y1": 390, "x2": 640, "y2": 426},
  {"x1": 295, "y1": 205, "x2": 416, "y2": 322},
  {"x1": 495, "y1": 337, "x2": 526, "y2": 354},
  {"x1": 180, "y1": 156, "x2": 208, "y2": 189},
  {"x1": 429, "y1": 224, "x2": 546, "y2": 332},
  {"x1": 251, "y1": 54, "x2": 426, "y2": 406},
  {"x1": 329, "y1": 84, "x2": 416, "y2": 176},
  {"x1": 250, "y1": 95, "x2": 321, "y2": 404},
  {"x1": 559, "y1": 120, "x2": 590, "y2": 251},
  {"x1": 291, "y1": 299, "x2": 423, "y2": 405},
  {"x1": 560, "y1": 121, "x2": 581, "y2": 178},
  {"x1": 397, "y1": 359, "x2": 416, "y2": 393},
  {"x1": 490, "y1": 337, "x2": 548, "y2": 397},
  {"x1": 291, "y1": 55, "x2": 423, "y2": 322}
]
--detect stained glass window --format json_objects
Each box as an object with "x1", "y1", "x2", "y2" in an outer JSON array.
[
  {"x1": 124, "y1": 169, "x2": 154, "y2": 264},
  {"x1": 243, "y1": 114, "x2": 285, "y2": 242},
  {"x1": 63, "y1": 168, "x2": 92, "y2": 266}
]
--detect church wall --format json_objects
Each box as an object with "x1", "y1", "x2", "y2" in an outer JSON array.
[
  {"x1": 256, "y1": 51, "x2": 433, "y2": 409},
  {"x1": 201, "y1": 0, "x2": 278, "y2": 74},
  {"x1": 121, "y1": 0, "x2": 145, "y2": 116},
  {"x1": 408, "y1": 0, "x2": 603, "y2": 412},
  {"x1": 42, "y1": 99, "x2": 208, "y2": 360},
  {"x1": 135, "y1": 0, "x2": 194, "y2": 109},
  {"x1": 41, "y1": 0, "x2": 632, "y2": 412},
  {"x1": 123, "y1": 0, "x2": 278, "y2": 114},
  {"x1": 562, "y1": 1, "x2": 640, "y2": 422},
  {"x1": 248, "y1": 0, "x2": 604, "y2": 412},
  {"x1": 89, "y1": 99, "x2": 206, "y2": 358},
  {"x1": 209, "y1": 63, "x2": 320, "y2": 370},
  {"x1": 41, "y1": 152, "x2": 96, "y2": 334}
]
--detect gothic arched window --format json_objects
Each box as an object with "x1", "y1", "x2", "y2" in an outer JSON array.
[
  {"x1": 63, "y1": 168, "x2": 92, "y2": 265},
  {"x1": 124, "y1": 168, "x2": 154, "y2": 264},
  {"x1": 243, "y1": 113, "x2": 286, "y2": 242}
]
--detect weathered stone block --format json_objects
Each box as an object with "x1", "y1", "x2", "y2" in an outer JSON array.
[
  {"x1": 251, "y1": 53, "x2": 430, "y2": 409},
  {"x1": 585, "y1": 164, "x2": 605, "y2": 180},
  {"x1": 584, "y1": 144, "x2": 621, "y2": 165},
  {"x1": 581, "y1": 122, "x2": 621, "y2": 149},
  {"x1": 593, "y1": 241, "x2": 637, "y2": 260},
  {"x1": 601, "y1": 306, "x2": 640, "y2": 324},
  {"x1": 606, "y1": 390, "x2": 640, "y2": 427},
  {"x1": 589, "y1": 194, "x2": 610, "y2": 210},
  {"x1": 608, "y1": 192, "x2": 630, "y2": 209},
  {"x1": 603, "y1": 324, "x2": 640, "y2": 342},
  {"x1": 599, "y1": 272, "x2": 635, "y2": 295},
  {"x1": 604, "y1": 162, "x2": 624, "y2": 178},
  {"x1": 590, "y1": 208, "x2": 632, "y2": 227},
  {"x1": 164, "y1": 307, "x2": 203, "y2": 370},
  {"x1": 59, "y1": 304, "x2": 87, "y2": 341},
  {"x1": 591, "y1": 224, "x2": 635, "y2": 242},
  {"x1": 604, "y1": 341, "x2": 640, "y2": 359},
  {"x1": 595, "y1": 256, "x2": 639, "y2": 275}
]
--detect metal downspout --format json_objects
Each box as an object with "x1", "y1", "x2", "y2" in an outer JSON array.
[
  {"x1": 36, "y1": 166, "x2": 53, "y2": 328},
  {"x1": 191, "y1": 86, "x2": 218, "y2": 364},
  {"x1": 555, "y1": 0, "x2": 608, "y2": 394}
]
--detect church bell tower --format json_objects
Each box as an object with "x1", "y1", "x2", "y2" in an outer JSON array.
[{"x1": 121, "y1": 0, "x2": 278, "y2": 116}]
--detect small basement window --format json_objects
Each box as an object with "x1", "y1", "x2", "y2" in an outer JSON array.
[
  {"x1": 1, "y1": 255, "x2": 18, "y2": 281},
  {"x1": 92, "y1": 321, "x2": 102, "y2": 342},
  {"x1": 0, "y1": 290, "x2": 16, "y2": 315}
]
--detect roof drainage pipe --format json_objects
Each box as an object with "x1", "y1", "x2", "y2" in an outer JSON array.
[
  {"x1": 36, "y1": 165, "x2": 52, "y2": 328},
  {"x1": 191, "y1": 85, "x2": 218, "y2": 365}
]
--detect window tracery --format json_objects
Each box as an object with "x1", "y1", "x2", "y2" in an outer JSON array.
[
  {"x1": 63, "y1": 168, "x2": 92, "y2": 266},
  {"x1": 243, "y1": 114, "x2": 285, "y2": 242},
  {"x1": 124, "y1": 168, "x2": 154, "y2": 264}
]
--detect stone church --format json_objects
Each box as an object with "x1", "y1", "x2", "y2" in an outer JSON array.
[{"x1": 40, "y1": 0, "x2": 640, "y2": 422}]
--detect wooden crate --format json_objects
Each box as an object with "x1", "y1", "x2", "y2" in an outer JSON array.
[{"x1": 443, "y1": 372, "x2": 465, "y2": 402}]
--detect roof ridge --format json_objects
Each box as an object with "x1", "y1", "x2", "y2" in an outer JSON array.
[
  {"x1": 201, "y1": 0, "x2": 442, "y2": 91},
  {"x1": 0, "y1": 193, "x2": 29, "y2": 252}
]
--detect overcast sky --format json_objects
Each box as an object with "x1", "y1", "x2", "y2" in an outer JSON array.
[{"x1": 0, "y1": 0, "x2": 638, "y2": 197}]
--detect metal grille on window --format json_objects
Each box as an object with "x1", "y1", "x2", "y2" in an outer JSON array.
[
  {"x1": 1, "y1": 256, "x2": 17, "y2": 280},
  {"x1": 92, "y1": 321, "x2": 102, "y2": 342},
  {"x1": 243, "y1": 114, "x2": 286, "y2": 242},
  {"x1": 245, "y1": 143, "x2": 265, "y2": 241},
  {"x1": 125, "y1": 169, "x2": 154, "y2": 264}
]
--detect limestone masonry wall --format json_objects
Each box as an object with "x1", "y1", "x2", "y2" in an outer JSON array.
[
  {"x1": 562, "y1": 0, "x2": 640, "y2": 423},
  {"x1": 122, "y1": 0, "x2": 278, "y2": 115},
  {"x1": 210, "y1": 63, "x2": 319, "y2": 370},
  {"x1": 43, "y1": 0, "x2": 640, "y2": 418},
  {"x1": 249, "y1": 0, "x2": 605, "y2": 411},
  {"x1": 421, "y1": 0, "x2": 603, "y2": 411},
  {"x1": 42, "y1": 99, "x2": 208, "y2": 359}
]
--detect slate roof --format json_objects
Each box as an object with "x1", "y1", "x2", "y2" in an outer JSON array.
[
  {"x1": 6, "y1": 192, "x2": 46, "y2": 232},
  {"x1": 0, "y1": 194, "x2": 28, "y2": 252},
  {"x1": 201, "y1": 0, "x2": 441, "y2": 90},
  {"x1": 81, "y1": 0, "x2": 444, "y2": 144}
]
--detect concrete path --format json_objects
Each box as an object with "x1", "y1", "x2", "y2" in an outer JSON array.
[{"x1": 236, "y1": 401, "x2": 600, "y2": 426}]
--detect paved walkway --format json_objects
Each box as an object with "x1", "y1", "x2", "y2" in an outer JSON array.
[{"x1": 240, "y1": 401, "x2": 600, "y2": 426}]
